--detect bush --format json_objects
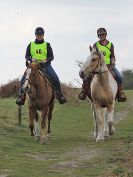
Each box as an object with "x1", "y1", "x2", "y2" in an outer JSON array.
[
  {"x1": 0, "y1": 79, "x2": 81, "y2": 105},
  {"x1": 0, "y1": 79, "x2": 20, "y2": 98},
  {"x1": 61, "y1": 83, "x2": 81, "y2": 104}
]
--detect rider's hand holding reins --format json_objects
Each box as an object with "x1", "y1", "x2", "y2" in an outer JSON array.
[
  {"x1": 41, "y1": 59, "x2": 48, "y2": 63},
  {"x1": 32, "y1": 58, "x2": 37, "y2": 63}
]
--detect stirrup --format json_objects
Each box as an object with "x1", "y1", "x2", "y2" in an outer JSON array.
[
  {"x1": 56, "y1": 96, "x2": 67, "y2": 104},
  {"x1": 118, "y1": 91, "x2": 127, "y2": 102},
  {"x1": 56, "y1": 91, "x2": 67, "y2": 104},
  {"x1": 16, "y1": 96, "x2": 25, "y2": 106},
  {"x1": 78, "y1": 91, "x2": 86, "y2": 100}
]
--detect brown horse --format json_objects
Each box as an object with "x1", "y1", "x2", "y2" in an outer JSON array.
[{"x1": 23, "y1": 63, "x2": 55, "y2": 144}]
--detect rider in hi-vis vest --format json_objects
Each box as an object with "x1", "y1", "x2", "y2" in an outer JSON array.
[
  {"x1": 30, "y1": 42, "x2": 47, "y2": 62},
  {"x1": 96, "y1": 41, "x2": 111, "y2": 65},
  {"x1": 16, "y1": 27, "x2": 67, "y2": 106},
  {"x1": 78, "y1": 27, "x2": 126, "y2": 102}
]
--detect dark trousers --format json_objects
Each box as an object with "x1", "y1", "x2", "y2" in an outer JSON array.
[
  {"x1": 41, "y1": 64, "x2": 61, "y2": 91},
  {"x1": 19, "y1": 75, "x2": 25, "y2": 95},
  {"x1": 112, "y1": 67, "x2": 122, "y2": 85}
]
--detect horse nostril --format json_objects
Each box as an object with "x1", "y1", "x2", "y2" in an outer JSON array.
[
  {"x1": 25, "y1": 86, "x2": 29, "y2": 93},
  {"x1": 80, "y1": 71, "x2": 85, "y2": 79}
]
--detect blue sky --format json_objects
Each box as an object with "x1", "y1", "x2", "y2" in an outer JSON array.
[{"x1": 0, "y1": 0, "x2": 133, "y2": 86}]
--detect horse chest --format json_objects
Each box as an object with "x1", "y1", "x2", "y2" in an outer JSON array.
[{"x1": 91, "y1": 87, "x2": 113, "y2": 107}]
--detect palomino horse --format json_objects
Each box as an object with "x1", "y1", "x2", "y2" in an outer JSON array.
[
  {"x1": 23, "y1": 63, "x2": 55, "y2": 144},
  {"x1": 79, "y1": 46, "x2": 118, "y2": 142}
]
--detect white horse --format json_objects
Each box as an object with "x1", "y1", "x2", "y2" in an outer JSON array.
[{"x1": 79, "y1": 46, "x2": 118, "y2": 142}]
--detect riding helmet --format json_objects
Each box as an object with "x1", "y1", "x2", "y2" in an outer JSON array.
[
  {"x1": 35, "y1": 27, "x2": 45, "y2": 35},
  {"x1": 97, "y1": 27, "x2": 107, "y2": 36}
]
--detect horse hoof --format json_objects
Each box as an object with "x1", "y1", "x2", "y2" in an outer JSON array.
[
  {"x1": 41, "y1": 140, "x2": 47, "y2": 145},
  {"x1": 96, "y1": 138, "x2": 104, "y2": 142},
  {"x1": 40, "y1": 137, "x2": 47, "y2": 145},
  {"x1": 96, "y1": 135, "x2": 104, "y2": 142},
  {"x1": 108, "y1": 126, "x2": 115, "y2": 136},
  {"x1": 35, "y1": 136, "x2": 40, "y2": 141},
  {"x1": 47, "y1": 133, "x2": 52, "y2": 139},
  {"x1": 104, "y1": 131, "x2": 110, "y2": 138},
  {"x1": 108, "y1": 130, "x2": 115, "y2": 136}
]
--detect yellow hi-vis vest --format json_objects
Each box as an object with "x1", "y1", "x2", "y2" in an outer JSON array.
[
  {"x1": 96, "y1": 41, "x2": 112, "y2": 64},
  {"x1": 30, "y1": 42, "x2": 47, "y2": 62}
]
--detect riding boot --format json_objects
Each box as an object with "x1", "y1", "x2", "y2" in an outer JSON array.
[
  {"x1": 78, "y1": 76, "x2": 92, "y2": 100},
  {"x1": 78, "y1": 81, "x2": 87, "y2": 100},
  {"x1": 55, "y1": 90, "x2": 67, "y2": 104},
  {"x1": 16, "y1": 93, "x2": 26, "y2": 106},
  {"x1": 117, "y1": 84, "x2": 127, "y2": 102}
]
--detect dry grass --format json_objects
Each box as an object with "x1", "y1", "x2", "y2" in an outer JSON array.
[{"x1": 0, "y1": 79, "x2": 20, "y2": 98}]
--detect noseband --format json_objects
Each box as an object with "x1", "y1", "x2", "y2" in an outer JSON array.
[{"x1": 24, "y1": 78, "x2": 32, "y2": 94}]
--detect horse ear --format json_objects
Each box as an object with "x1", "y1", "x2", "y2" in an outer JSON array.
[
  {"x1": 89, "y1": 46, "x2": 92, "y2": 52},
  {"x1": 96, "y1": 47, "x2": 101, "y2": 57},
  {"x1": 96, "y1": 46, "x2": 99, "y2": 53}
]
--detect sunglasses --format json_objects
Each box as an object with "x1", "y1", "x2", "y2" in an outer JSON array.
[{"x1": 98, "y1": 33, "x2": 106, "y2": 37}]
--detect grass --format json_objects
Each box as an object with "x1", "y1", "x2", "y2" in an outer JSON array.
[{"x1": 0, "y1": 91, "x2": 133, "y2": 177}]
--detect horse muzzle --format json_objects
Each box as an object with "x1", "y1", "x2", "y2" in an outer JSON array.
[
  {"x1": 79, "y1": 71, "x2": 85, "y2": 79},
  {"x1": 24, "y1": 86, "x2": 31, "y2": 94}
]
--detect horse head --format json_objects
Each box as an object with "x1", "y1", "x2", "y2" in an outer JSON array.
[
  {"x1": 79, "y1": 46, "x2": 105, "y2": 79},
  {"x1": 23, "y1": 63, "x2": 40, "y2": 95}
]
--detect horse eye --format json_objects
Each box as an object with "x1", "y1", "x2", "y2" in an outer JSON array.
[{"x1": 92, "y1": 58, "x2": 96, "y2": 62}]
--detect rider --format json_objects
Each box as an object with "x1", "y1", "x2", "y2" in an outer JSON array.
[
  {"x1": 78, "y1": 27, "x2": 126, "y2": 102},
  {"x1": 16, "y1": 27, "x2": 67, "y2": 105}
]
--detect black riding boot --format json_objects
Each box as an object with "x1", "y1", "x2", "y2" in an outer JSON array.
[
  {"x1": 78, "y1": 76, "x2": 92, "y2": 100},
  {"x1": 16, "y1": 93, "x2": 26, "y2": 106},
  {"x1": 55, "y1": 91, "x2": 67, "y2": 104},
  {"x1": 117, "y1": 84, "x2": 127, "y2": 102}
]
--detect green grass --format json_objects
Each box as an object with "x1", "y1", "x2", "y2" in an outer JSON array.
[{"x1": 0, "y1": 91, "x2": 133, "y2": 177}]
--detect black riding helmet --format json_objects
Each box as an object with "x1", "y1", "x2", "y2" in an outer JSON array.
[
  {"x1": 97, "y1": 28, "x2": 107, "y2": 37},
  {"x1": 35, "y1": 27, "x2": 45, "y2": 35}
]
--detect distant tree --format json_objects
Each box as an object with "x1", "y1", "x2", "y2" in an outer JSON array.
[{"x1": 122, "y1": 69, "x2": 133, "y2": 90}]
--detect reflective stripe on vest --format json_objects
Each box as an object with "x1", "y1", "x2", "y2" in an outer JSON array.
[
  {"x1": 30, "y1": 42, "x2": 47, "y2": 61},
  {"x1": 96, "y1": 41, "x2": 112, "y2": 64}
]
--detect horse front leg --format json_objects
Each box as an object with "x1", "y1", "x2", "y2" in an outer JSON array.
[
  {"x1": 94, "y1": 104, "x2": 105, "y2": 142},
  {"x1": 107, "y1": 104, "x2": 115, "y2": 136},
  {"x1": 34, "y1": 111, "x2": 40, "y2": 141},
  {"x1": 47, "y1": 96, "x2": 54, "y2": 135},
  {"x1": 104, "y1": 111, "x2": 110, "y2": 138},
  {"x1": 40, "y1": 106, "x2": 48, "y2": 144},
  {"x1": 91, "y1": 103, "x2": 98, "y2": 139},
  {"x1": 29, "y1": 106, "x2": 35, "y2": 136}
]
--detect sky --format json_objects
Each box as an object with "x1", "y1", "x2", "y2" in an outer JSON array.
[{"x1": 0, "y1": 0, "x2": 133, "y2": 87}]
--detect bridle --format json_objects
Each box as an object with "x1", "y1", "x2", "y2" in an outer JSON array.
[
  {"x1": 24, "y1": 68, "x2": 45, "y2": 97},
  {"x1": 89, "y1": 53, "x2": 110, "y2": 75},
  {"x1": 24, "y1": 78, "x2": 32, "y2": 94},
  {"x1": 83, "y1": 52, "x2": 111, "y2": 80}
]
